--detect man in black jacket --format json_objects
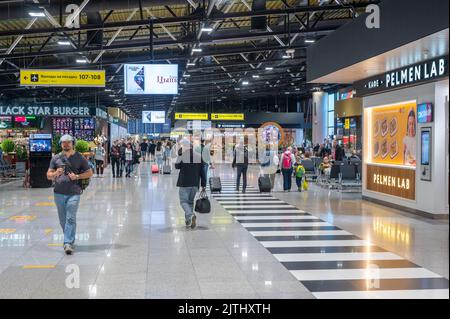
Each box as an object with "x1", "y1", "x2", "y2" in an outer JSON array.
[{"x1": 175, "y1": 139, "x2": 207, "y2": 229}]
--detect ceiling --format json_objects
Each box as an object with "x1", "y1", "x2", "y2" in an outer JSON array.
[
  {"x1": 0, "y1": 0, "x2": 377, "y2": 118},
  {"x1": 310, "y1": 28, "x2": 449, "y2": 84}
]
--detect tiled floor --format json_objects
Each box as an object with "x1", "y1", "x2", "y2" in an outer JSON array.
[{"x1": 0, "y1": 162, "x2": 448, "y2": 299}]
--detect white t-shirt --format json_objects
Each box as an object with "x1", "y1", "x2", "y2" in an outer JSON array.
[
  {"x1": 125, "y1": 148, "x2": 133, "y2": 161},
  {"x1": 94, "y1": 147, "x2": 105, "y2": 161}
]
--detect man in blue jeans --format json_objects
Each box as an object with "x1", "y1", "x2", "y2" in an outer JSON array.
[
  {"x1": 47, "y1": 135, "x2": 93, "y2": 255},
  {"x1": 281, "y1": 146, "x2": 296, "y2": 192},
  {"x1": 175, "y1": 138, "x2": 207, "y2": 229}
]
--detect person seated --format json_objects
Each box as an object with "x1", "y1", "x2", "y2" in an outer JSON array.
[
  {"x1": 349, "y1": 150, "x2": 361, "y2": 160},
  {"x1": 319, "y1": 156, "x2": 332, "y2": 175}
]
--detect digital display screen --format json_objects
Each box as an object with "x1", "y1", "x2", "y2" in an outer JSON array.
[
  {"x1": 142, "y1": 111, "x2": 166, "y2": 123},
  {"x1": 29, "y1": 139, "x2": 52, "y2": 153},
  {"x1": 14, "y1": 116, "x2": 42, "y2": 128},
  {"x1": 421, "y1": 130, "x2": 430, "y2": 165},
  {"x1": 124, "y1": 64, "x2": 178, "y2": 95},
  {"x1": 0, "y1": 116, "x2": 12, "y2": 129},
  {"x1": 417, "y1": 103, "x2": 433, "y2": 123}
]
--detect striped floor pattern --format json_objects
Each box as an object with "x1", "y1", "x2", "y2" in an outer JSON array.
[{"x1": 208, "y1": 180, "x2": 449, "y2": 299}]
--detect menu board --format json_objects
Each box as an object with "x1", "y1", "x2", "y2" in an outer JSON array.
[
  {"x1": 371, "y1": 101, "x2": 416, "y2": 167},
  {"x1": 52, "y1": 117, "x2": 74, "y2": 136},
  {"x1": 52, "y1": 117, "x2": 95, "y2": 141},
  {"x1": 74, "y1": 118, "x2": 95, "y2": 141}
]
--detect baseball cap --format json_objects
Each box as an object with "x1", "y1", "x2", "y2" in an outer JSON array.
[{"x1": 60, "y1": 134, "x2": 75, "y2": 143}]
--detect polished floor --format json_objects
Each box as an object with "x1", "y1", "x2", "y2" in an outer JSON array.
[{"x1": 0, "y1": 161, "x2": 448, "y2": 299}]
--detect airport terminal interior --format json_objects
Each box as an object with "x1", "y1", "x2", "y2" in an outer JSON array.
[{"x1": 0, "y1": 0, "x2": 449, "y2": 301}]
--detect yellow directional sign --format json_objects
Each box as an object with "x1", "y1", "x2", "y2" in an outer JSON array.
[
  {"x1": 174, "y1": 113, "x2": 209, "y2": 120},
  {"x1": 20, "y1": 69, "x2": 105, "y2": 87},
  {"x1": 344, "y1": 118, "x2": 350, "y2": 129},
  {"x1": 211, "y1": 113, "x2": 245, "y2": 121}
]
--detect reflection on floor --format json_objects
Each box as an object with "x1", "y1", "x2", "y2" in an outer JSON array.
[
  {"x1": 0, "y1": 162, "x2": 448, "y2": 299},
  {"x1": 211, "y1": 181, "x2": 449, "y2": 299}
]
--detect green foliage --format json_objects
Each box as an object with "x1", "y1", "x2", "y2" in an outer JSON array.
[
  {"x1": 15, "y1": 144, "x2": 28, "y2": 161},
  {"x1": 52, "y1": 134, "x2": 62, "y2": 154},
  {"x1": 1, "y1": 139, "x2": 15, "y2": 153},
  {"x1": 75, "y1": 140, "x2": 90, "y2": 153}
]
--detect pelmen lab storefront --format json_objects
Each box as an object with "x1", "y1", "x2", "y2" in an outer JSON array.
[{"x1": 307, "y1": 0, "x2": 449, "y2": 219}]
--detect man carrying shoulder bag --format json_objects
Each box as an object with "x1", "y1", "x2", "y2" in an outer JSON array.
[{"x1": 47, "y1": 135, "x2": 93, "y2": 255}]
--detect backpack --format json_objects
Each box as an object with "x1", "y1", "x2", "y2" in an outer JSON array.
[{"x1": 282, "y1": 152, "x2": 293, "y2": 169}]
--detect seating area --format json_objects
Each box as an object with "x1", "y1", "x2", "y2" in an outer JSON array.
[{"x1": 302, "y1": 157, "x2": 362, "y2": 192}]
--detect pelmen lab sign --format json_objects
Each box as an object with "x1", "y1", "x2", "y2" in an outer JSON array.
[
  {"x1": 366, "y1": 164, "x2": 415, "y2": 200},
  {"x1": 355, "y1": 55, "x2": 448, "y2": 96},
  {"x1": 0, "y1": 106, "x2": 95, "y2": 116}
]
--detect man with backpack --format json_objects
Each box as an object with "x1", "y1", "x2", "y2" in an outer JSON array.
[
  {"x1": 46, "y1": 134, "x2": 93, "y2": 255},
  {"x1": 281, "y1": 146, "x2": 296, "y2": 192},
  {"x1": 232, "y1": 138, "x2": 249, "y2": 193}
]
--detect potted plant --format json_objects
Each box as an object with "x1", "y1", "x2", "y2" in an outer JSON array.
[
  {"x1": 1, "y1": 139, "x2": 16, "y2": 163},
  {"x1": 75, "y1": 140, "x2": 91, "y2": 155},
  {"x1": 52, "y1": 134, "x2": 62, "y2": 154},
  {"x1": 14, "y1": 144, "x2": 28, "y2": 174}
]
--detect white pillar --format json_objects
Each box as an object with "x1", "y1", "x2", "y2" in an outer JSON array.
[{"x1": 312, "y1": 91, "x2": 328, "y2": 144}]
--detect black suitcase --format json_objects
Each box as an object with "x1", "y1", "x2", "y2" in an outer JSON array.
[
  {"x1": 209, "y1": 177, "x2": 222, "y2": 192},
  {"x1": 258, "y1": 175, "x2": 271, "y2": 192},
  {"x1": 163, "y1": 164, "x2": 171, "y2": 174}
]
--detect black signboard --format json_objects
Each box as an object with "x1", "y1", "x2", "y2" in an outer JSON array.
[
  {"x1": 0, "y1": 105, "x2": 96, "y2": 116},
  {"x1": 355, "y1": 55, "x2": 449, "y2": 97}
]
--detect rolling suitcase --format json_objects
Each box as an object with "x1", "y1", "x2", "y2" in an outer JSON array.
[
  {"x1": 258, "y1": 175, "x2": 271, "y2": 192},
  {"x1": 151, "y1": 164, "x2": 159, "y2": 174},
  {"x1": 163, "y1": 164, "x2": 171, "y2": 174},
  {"x1": 208, "y1": 168, "x2": 221, "y2": 192}
]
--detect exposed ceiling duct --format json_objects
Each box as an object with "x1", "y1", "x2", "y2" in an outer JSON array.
[
  {"x1": 251, "y1": 0, "x2": 267, "y2": 32},
  {"x1": 85, "y1": 11, "x2": 103, "y2": 48}
]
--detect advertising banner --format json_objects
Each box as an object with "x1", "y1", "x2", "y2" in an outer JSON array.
[
  {"x1": 124, "y1": 64, "x2": 178, "y2": 95},
  {"x1": 369, "y1": 101, "x2": 417, "y2": 167},
  {"x1": 20, "y1": 69, "x2": 105, "y2": 87}
]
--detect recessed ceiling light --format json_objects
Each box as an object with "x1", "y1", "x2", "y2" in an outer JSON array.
[
  {"x1": 282, "y1": 55, "x2": 291, "y2": 59},
  {"x1": 28, "y1": 11, "x2": 45, "y2": 17},
  {"x1": 187, "y1": 62, "x2": 195, "y2": 66},
  {"x1": 265, "y1": 67, "x2": 273, "y2": 70},
  {"x1": 192, "y1": 48, "x2": 202, "y2": 52},
  {"x1": 57, "y1": 40, "x2": 71, "y2": 46},
  {"x1": 242, "y1": 81, "x2": 249, "y2": 85},
  {"x1": 305, "y1": 39, "x2": 316, "y2": 43},
  {"x1": 201, "y1": 27, "x2": 213, "y2": 32},
  {"x1": 252, "y1": 75, "x2": 260, "y2": 78},
  {"x1": 76, "y1": 59, "x2": 87, "y2": 63},
  {"x1": 183, "y1": 74, "x2": 190, "y2": 77}
]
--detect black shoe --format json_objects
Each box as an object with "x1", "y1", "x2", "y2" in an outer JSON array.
[{"x1": 64, "y1": 244, "x2": 74, "y2": 255}]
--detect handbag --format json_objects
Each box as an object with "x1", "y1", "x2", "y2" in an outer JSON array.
[{"x1": 195, "y1": 190, "x2": 211, "y2": 214}]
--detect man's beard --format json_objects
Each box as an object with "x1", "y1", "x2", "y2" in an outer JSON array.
[{"x1": 63, "y1": 146, "x2": 72, "y2": 152}]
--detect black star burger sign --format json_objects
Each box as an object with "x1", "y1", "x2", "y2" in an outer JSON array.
[{"x1": 355, "y1": 55, "x2": 448, "y2": 96}]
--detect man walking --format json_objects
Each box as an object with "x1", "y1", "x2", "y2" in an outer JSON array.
[
  {"x1": 175, "y1": 139, "x2": 207, "y2": 229},
  {"x1": 47, "y1": 135, "x2": 93, "y2": 255},
  {"x1": 110, "y1": 141, "x2": 121, "y2": 178}
]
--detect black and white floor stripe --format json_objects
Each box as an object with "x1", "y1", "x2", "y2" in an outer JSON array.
[{"x1": 208, "y1": 181, "x2": 449, "y2": 299}]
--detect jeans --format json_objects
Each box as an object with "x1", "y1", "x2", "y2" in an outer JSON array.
[
  {"x1": 54, "y1": 193, "x2": 81, "y2": 245},
  {"x1": 282, "y1": 168, "x2": 293, "y2": 191},
  {"x1": 125, "y1": 160, "x2": 133, "y2": 176},
  {"x1": 236, "y1": 166, "x2": 248, "y2": 191},
  {"x1": 179, "y1": 187, "x2": 197, "y2": 223},
  {"x1": 111, "y1": 158, "x2": 120, "y2": 177},
  {"x1": 203, "y1": 163, "x2": 209, "y2": 181},
  {"x1": 119, "y1": 159, "x2": 126, "y2": 176},
  {"x1": 296, "y1": 176, "x2": 303, "y2": 190}
]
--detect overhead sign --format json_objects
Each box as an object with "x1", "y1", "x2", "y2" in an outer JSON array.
[
  {"x1": 20, "y1": 69, "x2": 105, "y2": 87},
  {"x1": 344, "y1": 118, "x2": 350, "y2": 129},
  {"x1": 0, "y1": 106, "x2": 95, "y2": 116},
  {"x1": 211, "y1": 113, "x2": 245, "y2": 121},
  {"x1": 355, "y1": 55, "x2": 448, "y2": 96},
  {"x1": 175, "y1": 113, "x2": 208, "y2": 120},
  {"x1": 124, "y1": 64, "x2": 178, "y2": 95},
  {"x1": 142, "y1": 111, "x2": 166, "y2": 124}
]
